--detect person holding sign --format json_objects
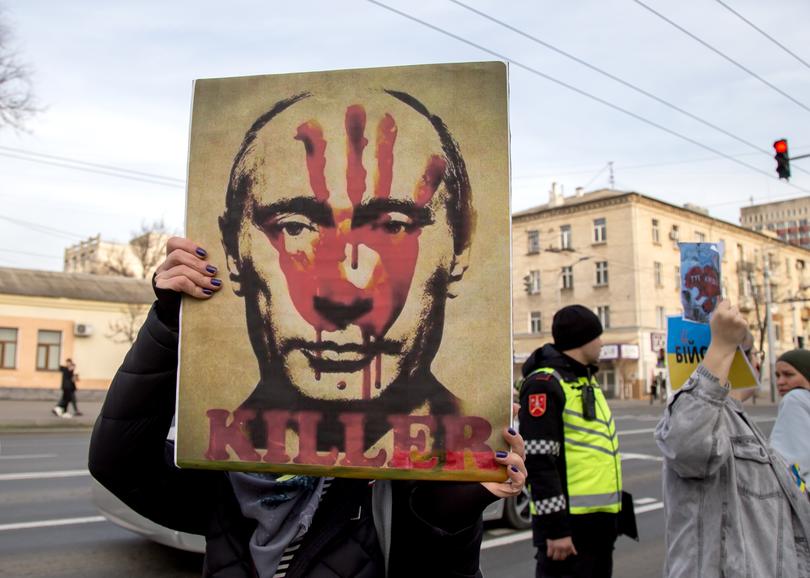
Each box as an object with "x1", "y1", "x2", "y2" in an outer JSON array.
[
  {"x1": 88, "y1": 237, "x2": 526, "y2": 578},
  {"x1": 656, "y1": 300, "x2": 810, "y2": 577},
  {"x1": 770, "y1": 349, "x2": 810, "y2": 481}
]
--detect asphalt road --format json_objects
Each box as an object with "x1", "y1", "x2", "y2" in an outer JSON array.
[{"x1": 0, "y1": 403, "x2": 779, "y2": 577}]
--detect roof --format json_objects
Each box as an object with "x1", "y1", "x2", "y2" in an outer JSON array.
[
  {"x1": 0, "y1": 267, "x2": 154, "y2": 304},
  {"x1": 512, "y1": 188, "x2": 628, "y2": 218}
]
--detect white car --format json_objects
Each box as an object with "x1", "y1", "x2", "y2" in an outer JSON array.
[{"x1": 91, "y1": 478, "x2": 531, "y2": 554}]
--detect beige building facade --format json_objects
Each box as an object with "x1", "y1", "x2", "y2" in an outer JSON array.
[
  {"x1": 0, "y1": 268, "x2": 153, "y2": 397},
  {"x1": 64, "y1": 232, "x2": 168, "y2": 278},
  {"x1": 740, "y1": 196, "x2": 810, "y2": 249},
  {"x1": 513, "y1": 188, "x2": 810, "y2": 399}
]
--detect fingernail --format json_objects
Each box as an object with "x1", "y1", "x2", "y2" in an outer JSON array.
[
  {"x1": 206, "y1": 265, "x2": 218, "y2": 274},
  {"x1": 196, "y1": 247, "x2": 207, "y2": 257},
  {"x1": 508, "y1": 427, "x2": 517, "y2": 436},
  {"x1": 496, "y1": 451, "x2": 508, "y2": 459},
  {"x1": 211, "y1": 278, "x2": 222, "y2": 287},
  {"x1": 202, "y1": 288, "x2": 213, "y2": 295},
  {"x1": 511, "y1": 465, "x2": 519, "y2": 473}
]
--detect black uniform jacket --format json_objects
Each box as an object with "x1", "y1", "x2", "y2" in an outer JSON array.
[
  {"x1": 88, "y1": 305, "x2": 491, "y2": 578},
  {"x1": 518, "y1": 344, "x2": 616, "y2": 546}
]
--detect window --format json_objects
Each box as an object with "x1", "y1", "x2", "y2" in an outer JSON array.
[
  {"x1": 530, "y1": 311, "x2": 542, "y2": 334},
  {"x1": 0, "y1": 328, "x2": 17, "y2": 369},
  {"x1": 654, "y1": 262, "x2": 662, "y2": 286},
  {"x1": 652, "y1": 219, "x2": 660, "y2": 244},
  {"x1": 561, "y1": 266, "x2": 574, "y2": 290},
  {"x1": 36, "y1": 330, "x2": 61, "y2": 371},
  {"x1": 695, "y1": 231, "x2": 706, "y2": 243},
  {"x1": 670, "y1": 224, "x2": 680, "y2": 241},
  {"x1": 527, "y1": 230, "x2": 540, "y2": 254},
  {"x1": 593, "y1": 218, "x2": 607, "y2": 243},
  {"x1": 656, "y1": 306, "x2": 666, "y2": 329},
  {"x1": 595, "y1": 261, "x2": 609, "y2": 286},
  {"x1": 528, "y1": 270, "x2": 541, "y2": 294},
  {"x1": 599, "y1": 369, "x2": 616, "y2": 398},
  {"x1": 597, "y1": 305, "x2": 611, "y2": 329},
  {"x1": 560, "y1": 225, "x2": 572, "y2": 250},
  {"x1": 736, "y1": 243, "x2": 744, "y2": 263},
  {"x1": 675, "y1": 266, "x2": 681, "y2": 290}
]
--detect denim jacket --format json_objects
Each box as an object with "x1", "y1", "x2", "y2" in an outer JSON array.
[{"x1": 656, "y1": 365, "x2": 810, "y2": 578}]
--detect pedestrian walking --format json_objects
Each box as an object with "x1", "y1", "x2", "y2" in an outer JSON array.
[
  {"x1": 52, "y1": 359, "x2": 79, "y2": 418},
  {"x1": 770, "y1": 349, "x2": 810, "y2": 481},
  {"x1": 656, "y1": 300, "x2": 810, "y2": 577},
  {"x1": 519, "y1": 304, "x2": 624, "y2": 578}
]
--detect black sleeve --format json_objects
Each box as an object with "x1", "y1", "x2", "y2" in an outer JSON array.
[
  {"x1": 88, "y1": 303, "x2": 215, "y2": 535},
  {"x1": 518, "y1": 373, "x2": 571, "y2": 541},
  {"x1": 389, "y1": 481, "x2": 488, "y2": 578}
]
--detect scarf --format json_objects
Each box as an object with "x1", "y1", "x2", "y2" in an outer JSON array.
[{"x1": 229, "y1": 472, "x2": 325, "y2": 578}]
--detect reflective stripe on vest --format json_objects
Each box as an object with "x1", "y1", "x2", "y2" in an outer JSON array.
[{"x1": 526, "y1": 367, "x2": 622, "y2": 515}]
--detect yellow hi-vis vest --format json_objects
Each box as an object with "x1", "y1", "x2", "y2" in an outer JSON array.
[{"x1": 526, "y1": 367, "x2": 622, "y2": 516}]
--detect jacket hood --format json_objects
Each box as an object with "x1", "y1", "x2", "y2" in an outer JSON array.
[{"x1": 522, "y1": 343, "x2": 598, "y2": 378}]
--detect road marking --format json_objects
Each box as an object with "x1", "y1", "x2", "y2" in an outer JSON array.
[
  {"x1": 618, "y1": 428, "x2": 656, "y2": 436},
  {"x1": 0, "y1": 516, "x2": 106, "y2": 532},
  {"x1": 482, "y1": 497, "x2": 665, "y2": 548},
  {"x1": 482, "y1": 529, "x2": 532, "y2": 549},
  {"x1": 0, "y1": 469, "x2": 89, "y2": 481},
  {"x1": 635, "y1": 502, "x2": 665, "y2": 514},
  {"x1": 621, "y1": 452, "x2": 664, "y2": 462},
  {"x1": 633, "y1": 497, "x2": 658, "y2": 505},
  {"x1": 0, "y1": 454, "x2": 57, "y2": 460}
]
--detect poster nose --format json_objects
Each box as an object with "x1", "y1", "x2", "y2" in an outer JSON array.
[{"x1": 342, "y1": 243, "x2": 379, "y2": 289}]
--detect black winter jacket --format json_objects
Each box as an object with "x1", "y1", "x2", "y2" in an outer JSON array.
[{"x1": 88, "y1": 306, "x2": 490, "y2": 578}]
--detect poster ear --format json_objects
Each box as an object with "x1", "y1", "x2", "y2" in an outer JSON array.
[
  {"x1": 224, "y1": 252, "x2": 244, "y2": 297},
  {"x1": 447, "y1": 248, "x2": 470, "y2": 299}
]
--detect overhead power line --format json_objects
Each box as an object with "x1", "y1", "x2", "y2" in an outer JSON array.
[
  {"x1": 0, "y1": 147, "x2": 185, "y2": 189},
  {"x1": 449, "y1": 0, "x2": 810, "y2": 178},
  {"x1": 712, "y1": 0, "x2": 810, "y2": 71},
  {"x1": 367, "y1": 1, "x2": 810, "y2": 196},
  {"x1": 0, "y1": 215, "x2": 86, "y2": 241},
  {"x1": 632, "y1": 0, "x2": 810, "y2": 114}
]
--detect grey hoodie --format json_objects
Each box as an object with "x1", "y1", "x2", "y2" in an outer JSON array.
[
  {"x1": 656, "y1": 365, "x2": 810, "y2": 578},
  {"x1": 771, "y1": 388, "x2": 810, "y2": 481}
]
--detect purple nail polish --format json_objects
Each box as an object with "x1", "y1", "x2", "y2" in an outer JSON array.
[
  {"x1": 511, "y1": 465, "x2": 519, "y2": 473},
  {"x1": 202, "y1": 288, "x2": 213, "y2": 295},
  {"x1": 196, "y1": 247, "x2": 207, "y2": 257},
  {"x1": 206, "y1": 265, "x2": 217, "y2": 274},
  {"x1": 508, "y1": 427, "x2": 517, "y2": 436},
  {"x1": 211, "y1": 278, "x2": 222, "y2": 287},
  {"x1": 496, "y1": 451, "x2": 508, "y2": 459}
]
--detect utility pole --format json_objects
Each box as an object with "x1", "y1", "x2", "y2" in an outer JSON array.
[
  {"x1": 764, "y1": 253, "x2": 777, "y2": 402},
  {"x1": 608, "y1": 161, "x2": 615, "y2": 189}
]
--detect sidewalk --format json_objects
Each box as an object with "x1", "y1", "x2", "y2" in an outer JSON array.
[{"x1": 0, "y1": 399, "x2": 104, "y2": 431}]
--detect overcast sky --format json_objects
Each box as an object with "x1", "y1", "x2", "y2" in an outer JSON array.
[{"x1": 1, "y1": 0, "x2": 809, "y2": 271}]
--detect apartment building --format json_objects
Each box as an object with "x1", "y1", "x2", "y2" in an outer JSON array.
[
  {"x1": 740, "y1": 197, "x2": 810, "y2": 249},
  {"x1": 64, "y1": 231, "x2": 167, "y2": 278},
  {"x1": 513, "y1": 187, "x2": 810, "y2": 399}
]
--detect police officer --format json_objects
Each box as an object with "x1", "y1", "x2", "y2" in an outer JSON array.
[{"x1": 519, "y1": 305, "x2": 622, "y2": 578}]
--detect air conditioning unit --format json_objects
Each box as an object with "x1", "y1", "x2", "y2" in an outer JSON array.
[
  {"x1": 669, "y1": 229, "x2": 680, "y2": 240},
  {"x1": 74, "y1": 323, "x2": 94, "y2": 337}
]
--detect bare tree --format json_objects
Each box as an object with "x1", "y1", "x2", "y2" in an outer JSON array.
[
  {"x1": 106, "y1": 304, "x2": 148, "y2": 344},
  {"x1": 0, "y1": 10, "x2": 38, "y2": 130},
  {"x1": 129, "y1": 219, "x2": 169, "y2": 279}
]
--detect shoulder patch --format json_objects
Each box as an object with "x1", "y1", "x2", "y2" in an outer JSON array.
[{"x1": 528, "y1": 393, "x2": 547, "y2": 417}]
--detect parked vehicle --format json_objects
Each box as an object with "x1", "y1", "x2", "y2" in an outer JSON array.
[{"x1": 92, "y1": 478, "x2": 531, "y2": 554}]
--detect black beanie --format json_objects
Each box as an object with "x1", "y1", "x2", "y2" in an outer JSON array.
[
  {"x1": 777, "y1": 349, "x2": 810, "y2": 383},
  {"x1": 552, "y1": 305, "x2": 604, "y2": 352}
]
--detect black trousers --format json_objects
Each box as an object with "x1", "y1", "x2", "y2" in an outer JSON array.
[
  {"x1": 58, "y1": 389, "x2": 78, "y2": 413},
  {"x1": 535, "y1": 517, "x2": 617, "y2": 578}
]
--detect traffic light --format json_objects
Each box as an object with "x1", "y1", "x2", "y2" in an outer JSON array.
[
  {"x1": 523, "y1": 274, "x2": 532, "y2": 294},
  {"x1": 774, "y1": 139, "x2": 791, "y2": 180}
]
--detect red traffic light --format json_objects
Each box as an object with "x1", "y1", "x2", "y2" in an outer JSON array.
[{"x1": 774, "y1": 139, "x2": 788, "y2": 154}]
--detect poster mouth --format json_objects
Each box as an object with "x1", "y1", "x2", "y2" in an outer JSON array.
[{"x1": 299, "y1": 339, "x2": 400, "y2": 373}]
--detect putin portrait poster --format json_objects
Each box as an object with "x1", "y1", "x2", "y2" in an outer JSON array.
[{"x1": 176, "y1": 62, "x2": 512, "y2": 482}]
